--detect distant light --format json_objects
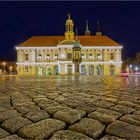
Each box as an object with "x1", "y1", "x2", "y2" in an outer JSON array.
[
  {"x1": 3, "y1": 62, "x2": 6, "y2": 66},
  {"x1": 135, "y1": 67, "x2": 139, "y2": 71},
  {"x1": 9, "y1": 66, "x2": 13, "y2": 70},
  {"x1": 129, "y1": 65, "x2": 132, "y2": 68}
]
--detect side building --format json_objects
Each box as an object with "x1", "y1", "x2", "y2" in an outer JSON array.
[{"x1": 15, "y1": 14, "x2": 123, "y2": 76}]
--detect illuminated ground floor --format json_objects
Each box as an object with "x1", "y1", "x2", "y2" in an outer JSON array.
[{"x1": 17, "y1": 62, "x2": 122, "y2": 76}]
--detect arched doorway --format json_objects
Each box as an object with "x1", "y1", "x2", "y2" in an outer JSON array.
[
  {"x1": 110, "y1": 65, "x2": 115, "y2": 76},
  {"x1": 54, "y1": 65, "x2": 59, "y2": 75},
  {"x1": 46, "y1": 65, "x2": 51, "y2": 76},
  {"x1": 67, "y1": 65, "x2": 72, "y2": 75},
  {"x1": 97, "y1": 65, "x2": 102, "y2": 76},
  {"x1": 89, "y1": 65, "x2": 94, "y2": 75},
  {"x1": 81, "y1": 65, "x2": 86, "y2": 75},
  {"x1": 38, "y1": 66, "x2": 43, "y2": 76}
]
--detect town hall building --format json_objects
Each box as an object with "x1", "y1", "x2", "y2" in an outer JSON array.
[{"x1": 16, "y1": 14, "x2": 123, "y2": 76}]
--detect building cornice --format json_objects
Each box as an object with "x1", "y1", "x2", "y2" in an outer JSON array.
[
  {"x1": 16, "y1": 61, "x2": 73, "y2": 65},
  {"x1": 15, "y1": 45, "x2": 123, "y2": 50},
  {"x1": 81, "y1": 61, "x2": 123, "y2": 64}
]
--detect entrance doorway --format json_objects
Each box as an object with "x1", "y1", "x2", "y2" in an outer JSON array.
[
  {"x1": 67, "y1": 65, "x2": 72, "y2": 75},
  {"x1": 38, "y1": 66, "x2": 43, "y2": 76},
  {"x1": 97, "y1": 65, "x2": 102, "y2": 76},
  {"x1": 46, "y1": 65, "x2": 51, "y2": 76},
  {"x1": 54, "y1": 65, "x2": 59, "y2": 75},
  {"x1": 81, "y1": 65, "x2": 86, "y2": 75},
  {"x1": 110, "y1": 65, "x2": 115, "y2": 76}
]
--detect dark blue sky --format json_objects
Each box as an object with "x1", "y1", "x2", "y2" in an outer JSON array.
[{"x1": 0, "y1": 1, "x2": 140, "y2": 61}]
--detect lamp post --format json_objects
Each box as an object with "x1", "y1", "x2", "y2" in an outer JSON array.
[
  {"x1": 9, "y1": 66, "x2": 13, "y2": 75},
  {"x1": 2, "y1": 62, "x2": 6, "y2": 75}
]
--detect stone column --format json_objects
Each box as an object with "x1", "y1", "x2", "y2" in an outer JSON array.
[
  {"x1": 72, "y1": 64, "x2": 75, "y2": 74},
  {"x1": 119, "y1": 49, "x2": 122, "y2": 61},
  {"x1": 104, "y1": 49, "x2": 107, "y2": 62},
  {"x1": 65, "y1": 64, "x2": 67, "y2": 74},
  {"x1": 107, "y1": 49, "x2": 110, "y2": 61},
  {"x1": 94, "y1": 50, "x2": 96, "y2": 61},
  {"x1": 116, "y1": 49, "x2": 119, "y2": 62},
  {"x1": 51, "y1": 50, "x2": 53, "y2": 61},
  {"x1": 86, "y1": 50, "x2": 88, "y2": 61},
  {"x1": 58, "y1": 64, "x2": 60, "y2": 74},
  {"x1": 102, "y1": 49, "x2": 104, "y2": 61},
  {"x1": 94, "y1": 64, "x2": 97, "y2": 75}
]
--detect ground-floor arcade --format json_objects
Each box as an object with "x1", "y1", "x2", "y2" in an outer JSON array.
[{"x1": 17, "y1": 62, "x2": 122, "y2": 76}]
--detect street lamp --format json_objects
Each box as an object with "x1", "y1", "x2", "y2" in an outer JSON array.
[
  {"x1": 2, "y1": 62, "x2": 6, "y2": 74},
  {"x1": 9, "y1": 66, "x2": 13, "y2": 75},
  {"x1": 129, "y1": 64, "x2": 133, "y2": 73},
  {"x1": 135, "y1": 67, "x2": 139, "y2": 72}
]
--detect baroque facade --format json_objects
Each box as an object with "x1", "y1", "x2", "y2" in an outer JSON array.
[{"x1": 16, "y1": 14, "x2": 123, "y2": 76}]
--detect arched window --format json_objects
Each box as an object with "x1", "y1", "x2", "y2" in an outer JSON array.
[
  {"x1": 89, "y1": 65, "x2": 94, "y2": 75},
  {"x1": 97, "y1": 65, "x2": 102, "y2": 76}
]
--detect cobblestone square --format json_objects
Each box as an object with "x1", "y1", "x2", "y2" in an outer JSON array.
[{"x1": 0, "y1": 75, "x2": 140, "y2": 139}]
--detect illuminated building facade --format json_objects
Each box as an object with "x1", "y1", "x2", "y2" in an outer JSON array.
[{"x1": 16, "y1": 14, "x2": 123, "y2": 76}]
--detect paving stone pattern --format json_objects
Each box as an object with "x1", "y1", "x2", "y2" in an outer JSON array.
[{"x1": 0, "y1": 76, "x2": 140, "y2": 139}]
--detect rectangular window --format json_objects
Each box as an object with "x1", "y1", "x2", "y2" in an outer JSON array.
[{"x1": 25, "y1": 54, "x2": 29, "y2": 61}]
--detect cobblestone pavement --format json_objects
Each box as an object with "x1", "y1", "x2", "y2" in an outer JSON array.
[{"x1": 0, "y1": 75, "x2": 140, "y2": 140}]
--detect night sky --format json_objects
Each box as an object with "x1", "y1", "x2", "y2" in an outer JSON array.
[{"x1": 0, "y1": 1, "x2": 140, "y2": 62}]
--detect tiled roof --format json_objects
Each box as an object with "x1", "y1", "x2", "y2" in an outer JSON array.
[{"x1": 18, "y1": 35, "x2": 121, "y2": 47}]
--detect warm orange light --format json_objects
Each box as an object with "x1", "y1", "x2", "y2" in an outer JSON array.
[
  {"x1": 3, "y1": 62, "x2": 6, "y2": 66},
  {"x1": 9, "y1": 66, "x2": 13, "y2": 71}
]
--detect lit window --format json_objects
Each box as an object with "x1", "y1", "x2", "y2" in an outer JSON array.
[
  {"x1": 67, "y1": 53, "x2": 72, "y2": 59},
  {"x1": 38, "y1": 54, "x2": 42, "y2": 61},
  {"x1": 61, "y1": 53, "x2": 65, "y2": 58},
  {"x1": 54, "y1": 54, "x2": 58, "y2": 60},
  {"x1": 46, "y1": 54, "x2": 50, "y2": 60},
  {"x1": 97, "y1": 54, "x2": 102, "y2": 60},
  {"x1": 81, "y1": 54, "x2": 85, "y2": 59},
  {"x1": 89, "y1": 54, "x2": 93, "y2": 59},
  {"x1": 25, "y1": 54, "x2": 29, "y2": 61},
  {"x1": 110, "y1": 53, "x2": 114, "y2": 60}
]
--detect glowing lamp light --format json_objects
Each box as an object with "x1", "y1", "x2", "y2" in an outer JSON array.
[
  {"x1": 135, "y1": 67, "x2": 139, "y2": 71},
  {"x1": 9, "y1": 66, "x2": 13, "y2": 71},
  {"x1": 129, "y1": 65, "x2": 132, "y2": 68},
  {"x1": 3, "y1": 62, "x2": 6, "y2": 66}
]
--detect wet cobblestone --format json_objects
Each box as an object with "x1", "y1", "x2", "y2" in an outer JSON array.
[{"x1": 0, "y1": 75, "x2": 140, "y2": 139}]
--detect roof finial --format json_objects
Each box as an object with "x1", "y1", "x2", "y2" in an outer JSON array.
[
  {"x1": 76, "y1": 28, "x2": 78, "y2": 40},
  {"x1": 97, "y1": 21, "x2": 100, "y2": 32},
  {"x1": 68, "y1": 13, "x2": 71, "y2": 19},
  {"x1": 96, "y1": 21, "x2": 102, "y2": 36},
  {"x1": 86, "y1": 19, "x2": 89, "y2": 30},
  {"x1": 85, "y1": 19, "x2": 90, "y2": 36}
]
